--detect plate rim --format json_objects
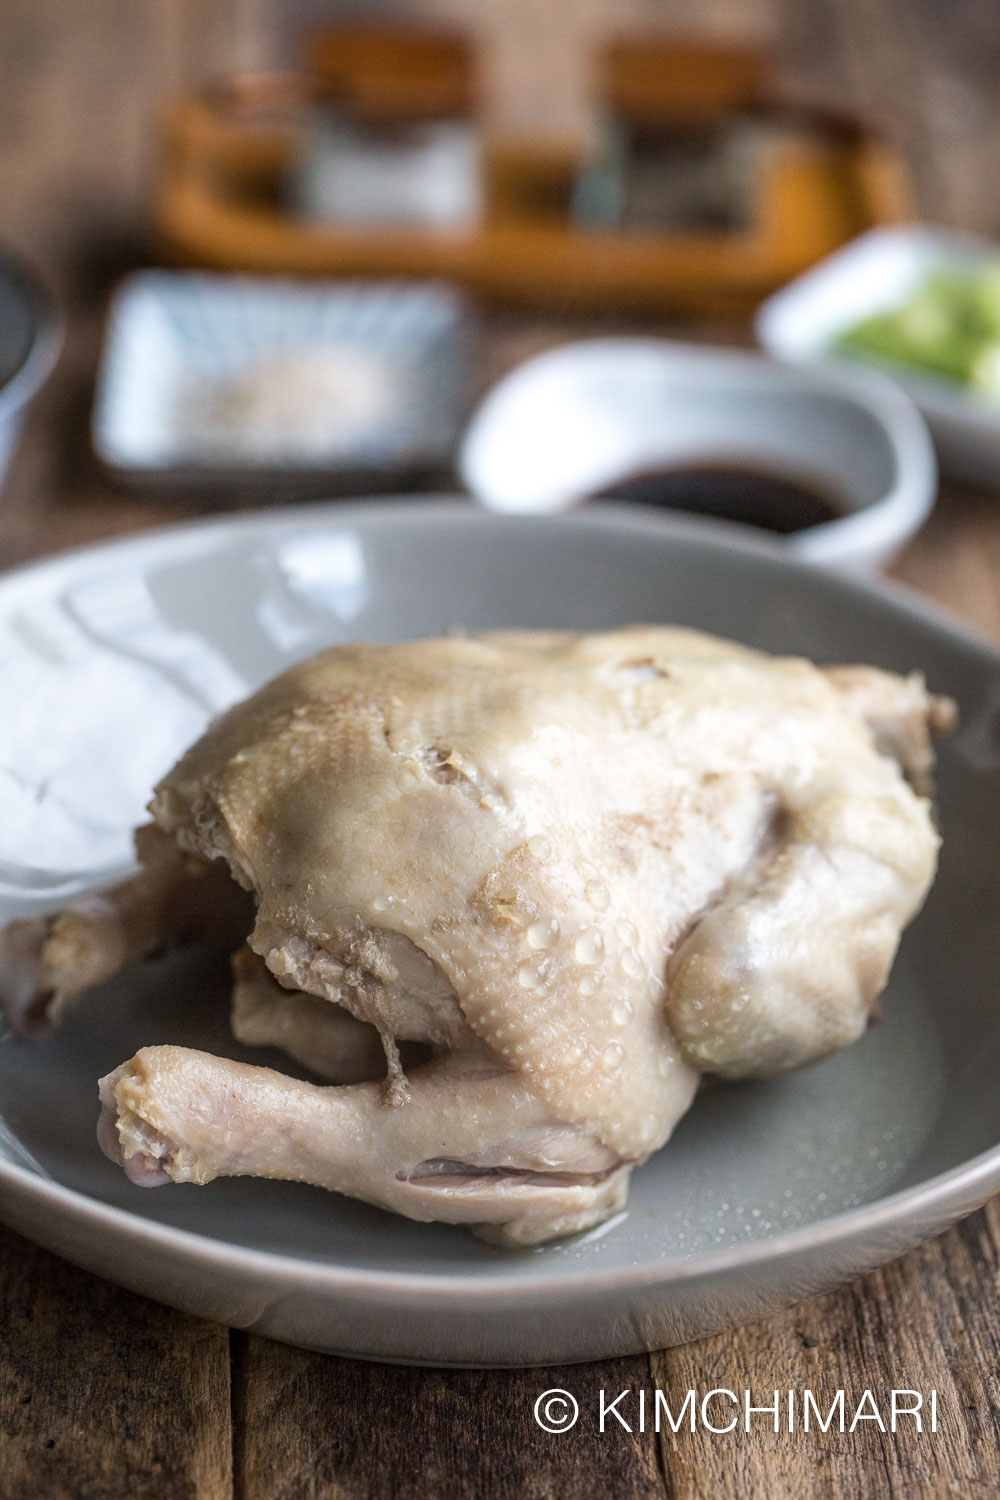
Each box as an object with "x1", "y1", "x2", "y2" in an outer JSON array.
[
  {"x1": 3, "y1": 494, "x2": 994, "y2": 657},
  {"x1": 2, "y1": 1125, "x2": 1000, "y2": 1305}
]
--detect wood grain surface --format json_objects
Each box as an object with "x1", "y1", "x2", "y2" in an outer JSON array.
[{"x1": 1, "y1": 2, "x2": 1000, "y2": 1498}]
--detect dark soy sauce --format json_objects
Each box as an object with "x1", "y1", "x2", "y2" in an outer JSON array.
[{"x1": 592, "y1": 464, "x2": 843, "y2": 535}]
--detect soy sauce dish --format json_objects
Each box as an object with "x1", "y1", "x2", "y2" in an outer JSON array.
[{"x1": 459, "y1": 339, "x2": 937, "y2": 570}]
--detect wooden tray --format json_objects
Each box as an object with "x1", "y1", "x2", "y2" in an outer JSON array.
[{"x1": 153, "y1": 30, "x2": 911, "y2": 317}]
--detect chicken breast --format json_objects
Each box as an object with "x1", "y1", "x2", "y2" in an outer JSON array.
[{"x1": 0, "y1": 627, "x2": 952, "y2": 1245}]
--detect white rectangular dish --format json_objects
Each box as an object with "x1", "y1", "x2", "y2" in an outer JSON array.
[
  {"x1": 756, "y1": 226, "x2": 1000, "y2": 485},
  {"x1": 92, "y1": 272, "x2": 468, "y2": 488}
]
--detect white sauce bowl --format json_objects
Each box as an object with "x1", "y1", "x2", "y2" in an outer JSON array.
[{"x1": 460, "y1": 338, "x2": 936, "y2": 570}]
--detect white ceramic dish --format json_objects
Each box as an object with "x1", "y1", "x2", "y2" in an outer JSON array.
[
  {"x1": 756, "y1": 225, "x2": 1000, "y2": 485},
  {"x1": 92, "y1": 272, "x2": 467, "y2": 485},
  {"x1": 459, "y1": 338, "x2": 935, "y2": 570},
  {"x1": 0, "y1": 249, "x2": 62, "y2": 492},
  {"x1": 0, "y1": 501, "x2": 998, "y2": 1367}
]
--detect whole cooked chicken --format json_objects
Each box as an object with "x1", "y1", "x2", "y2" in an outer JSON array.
[{"x1": 0, "y1": 627, "x2": 953, "y2": 1245}]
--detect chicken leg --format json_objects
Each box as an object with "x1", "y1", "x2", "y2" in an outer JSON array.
[
  {"x1": 230, "y1": 944, "x2": 419, "y2": 1084},
  {"x1": 97, "y1": 1044, "x2": 665, "y2": 1244},
  {"x1": 0, "y1": 825, "x2": 251, "y2": 1035}
]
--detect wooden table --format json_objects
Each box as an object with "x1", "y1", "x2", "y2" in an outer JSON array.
[{"x1": 2, "y1": 3, "x2": 1000, "y2": 1497}]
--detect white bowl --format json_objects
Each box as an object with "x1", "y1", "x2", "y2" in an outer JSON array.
[
  {"x1": 459, "y1": 338, "x2": 936, "y2": 570},
  {"x1": 756, "y1": 225, "x2": 1000, "y2": 485},
  {"x1": 0, "y1": 250, "x2": 62, "y2": 492}
]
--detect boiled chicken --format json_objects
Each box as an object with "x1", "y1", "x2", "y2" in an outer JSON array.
[{"x1": 0, "y1": 628, "x2": 953, "y2": 1245}]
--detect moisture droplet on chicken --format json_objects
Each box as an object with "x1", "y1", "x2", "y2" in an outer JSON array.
[{"x1": 0, "y1": 628, "x2": 954, "y2": 1245}]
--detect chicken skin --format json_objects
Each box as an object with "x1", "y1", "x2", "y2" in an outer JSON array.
[{"x1": 0, "y1": 628, "x2": 952, "y2": 1245}]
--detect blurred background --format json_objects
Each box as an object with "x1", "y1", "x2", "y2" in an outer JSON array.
[
  {"x1": 1, "y1": 0, "x2": 999, "y2": 631},
  {"x1": 4, "y1": 0, "x2": 992, "y2": 283},
  {"x1": 5, "y1": 0, "x2": 996, "y2": 266}
]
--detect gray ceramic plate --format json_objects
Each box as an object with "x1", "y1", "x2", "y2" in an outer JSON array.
[{"x1": 0, "y1": 501, "x2": 997, "y2": 1367}]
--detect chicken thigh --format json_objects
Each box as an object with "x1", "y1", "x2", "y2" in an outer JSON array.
[{"x1": 1, "y1": 627, "x2": 951, "y2": 1245}]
